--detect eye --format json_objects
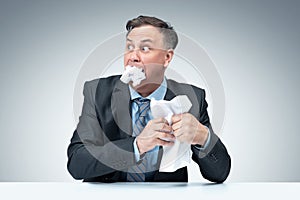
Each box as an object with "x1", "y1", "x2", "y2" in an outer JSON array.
[
  {"x1": 127, "y1": 44, "x2": 134, "y2": 51},
  {"x1": 141, "y1": 46, "x2": 150, "y2": 52}
]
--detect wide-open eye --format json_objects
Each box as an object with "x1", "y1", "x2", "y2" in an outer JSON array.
[
  {"x1": 126, "y1": 44, "x2": 134, "y2": 51},
  {"x1": 141, "y1": 46, "x2": 150, "y2": 52}
]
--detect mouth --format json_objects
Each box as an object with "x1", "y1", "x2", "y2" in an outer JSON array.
[
  {"x1": 127, "y1": 61, "x2": 144, "y2": 67},
  {"x1": 120, "y1": 65, "x2": 146, "y2": 87},
  {"x1": 126, "y1": 64, "x2": 145, "y2": 74}
]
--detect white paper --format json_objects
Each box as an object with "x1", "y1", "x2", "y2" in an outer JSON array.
[
  {"x1": 120, "y1": 65, "x2": 146, "y2": 87},
  {"x1": 150, "y1": 95, "x2": 193, "y2": 172}
]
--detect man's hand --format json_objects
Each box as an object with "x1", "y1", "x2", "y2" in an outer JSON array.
[
  {"x1": 171, "y1": 113, "x2": 208, "y2": 145},
  {"x1": 136, "y1": 118, "x2": 175, "y2": 155}
]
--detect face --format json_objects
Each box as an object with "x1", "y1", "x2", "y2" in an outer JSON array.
[{"x1": 124, "y1": 25, "x2": 174, "y2": 96}]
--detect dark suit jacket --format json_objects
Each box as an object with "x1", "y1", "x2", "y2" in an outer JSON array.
[{"x1": 67, "y1": 75, "x2": 231, "y2": 183}]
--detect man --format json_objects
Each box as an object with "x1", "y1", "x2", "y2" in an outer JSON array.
[{"x1": 67, "y1": 15, "x2": 231, "y2": 182}]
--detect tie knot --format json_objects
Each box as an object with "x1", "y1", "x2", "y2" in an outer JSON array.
[
  {"x1": 134, "y1": 98, "x2": 150, "y2": 117},
  {"x1": 134, "y1": 98, "x2": 150, "y2": 104}
]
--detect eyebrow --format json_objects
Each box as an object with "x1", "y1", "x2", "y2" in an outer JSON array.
[
  {"x1": 140, "y1": 39, "x2": 153, "y2": 43},
  {"x1": 126, "y1": 38, "x2": 153, "y2": 43}
]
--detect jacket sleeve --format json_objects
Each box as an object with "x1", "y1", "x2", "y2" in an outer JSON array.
[
  {"x1": 67, "y1": 80, "x2": 136, "y2": 180},
  {"x1": 191, "y1": 89, "x2": 231, "y2": 183}
]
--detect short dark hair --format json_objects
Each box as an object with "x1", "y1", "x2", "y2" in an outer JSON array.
[{"x1": 126, "y1": 15, "x2": 178, "y2": 50}]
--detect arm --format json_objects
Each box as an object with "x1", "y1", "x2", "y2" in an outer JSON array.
[
  {"x1": 191, "y1": 128, "x2": 231, "y2": 183},
  {"x1": 67, "y1": 80, "x2": 136, "y2": 180},
  {"x1": 171, "y1": 89, "x2": 231, "y2": 183},
  {"x1": 191, "y1": 89, "x2": 231, "y2": 183}
]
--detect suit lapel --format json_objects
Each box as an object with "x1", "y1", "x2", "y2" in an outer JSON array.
[
  {"x1": 111, "y1": 79, "x2": 133, "y2": 137},
  {"x1": 164, "y1": 88, "x2": 176, "y2": 100},
  {"x1": 164, "y1": 79, "x2": 181, "y2": 100}
]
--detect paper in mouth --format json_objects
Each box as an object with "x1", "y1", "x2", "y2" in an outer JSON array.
[{"x1": 120, "y1": 65, "x2": 146, "y2": 87}]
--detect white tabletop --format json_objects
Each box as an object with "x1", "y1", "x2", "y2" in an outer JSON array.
[{"x1": 0, "y1": 182, "x2": 299, "y2": 200}]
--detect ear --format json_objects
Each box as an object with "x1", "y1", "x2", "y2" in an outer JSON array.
[{"x1": 163, "y1": 49, "x2": 174, "y2": 68}]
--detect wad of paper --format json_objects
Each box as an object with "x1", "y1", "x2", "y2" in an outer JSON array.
[
  {"x1": 150, "y1": 95, "x2": 193, "y2": 172},
  {"x1": 120, "y1": 65, "x2": 146, "y2": 87}
]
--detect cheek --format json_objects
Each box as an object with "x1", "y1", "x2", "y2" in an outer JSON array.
[
  {"x1": 142, "y1": 53, "x2": 165, "y2": 65},
  {"x1": 153, "y1": 57, "x2": 165, "y2": 65},
  {"x1": 123, "y1": 54, "x2": 129, "y2": 66},
  {"x1": 144, "y1": 65, "x2": 164, "y2": 80},
  {"x1": 141, "y1": 54, "x2": 166, "y2": 76}
]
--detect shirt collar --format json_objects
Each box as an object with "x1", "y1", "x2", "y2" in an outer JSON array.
[{"x1": 129, "y1": 77, "x2": 167, "y2": 101}]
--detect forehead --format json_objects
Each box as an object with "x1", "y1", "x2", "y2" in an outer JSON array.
[{"x1": 126, "y1": 25, "x2": 163, "y2": 42}]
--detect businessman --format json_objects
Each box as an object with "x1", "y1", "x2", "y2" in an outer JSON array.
[{"x1": 67, "y1": 15, "x2": 231, "y2": 182}]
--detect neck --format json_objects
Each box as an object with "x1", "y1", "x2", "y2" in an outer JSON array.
[
  {"x1": 138, "y1": 84, "x2": 159, "y2": 97},
  {"x1": 134, "y1": 78, "x2": 164, "y2": 97}
]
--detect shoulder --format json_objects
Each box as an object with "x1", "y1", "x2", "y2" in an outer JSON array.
[
  {"x1": 82, "y1": 75, "x2": 122, "y2": 101},
  {"x1": 84, "y1": 75, "x2": 121, "y2": 89},
  {"x1": 166, "y1": 78, "x2": 206, "y2": 98}
]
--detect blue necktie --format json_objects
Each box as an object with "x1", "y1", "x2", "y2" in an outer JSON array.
[{"x1": 127, "y1": 98, "x2": 150, "y2": 182}]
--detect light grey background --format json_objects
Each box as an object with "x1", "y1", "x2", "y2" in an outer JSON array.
[{"x1": 0, "y1": 0, "x2": 299, "y2": 182}]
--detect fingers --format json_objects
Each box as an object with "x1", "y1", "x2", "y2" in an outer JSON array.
[
  {"x1": 137, "y1": 131, "x2": 175, "y2": 151},
  {"x1": 156, "y1": 131, "x2": 176, "y2": 142},
  {"x1": 171, "y1": 114, "x2": 182, "y2": 124},
  {"x1": 156, "y1": 138, "x2": 174, "y2": 146},
  {"x1": 137, "y1": 118, "x2": 176, "y2": 153},
  {"x1": 157, "y1": 123, "x2": 173, "y2": 133},
  {"x1": 152, "y1": 117, "x2": 169, "y2": 124},
  {"x1": 171, "y1": 121, "x2": 181, "y2": 132},
  {"x1": 171, "y1": 114, "x2": 184, "y2": 132},
  {"x1": 150, "y1": 118, "x2": 172, "y2": 133},
  {"x1": 140, "y1": 115, "x2": 199, "y2": 148},
  {"x1": 139, "y1": 131, "x2": 175, "y2": 141},
  {"x1": 173, "y1": 130, "x2": 183, "y2": 138}
]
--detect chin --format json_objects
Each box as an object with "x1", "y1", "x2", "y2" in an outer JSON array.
[{"x1": 131, "y1": 81, "x2": 146, "y2": 91}]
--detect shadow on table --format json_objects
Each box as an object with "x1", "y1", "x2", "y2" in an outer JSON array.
[{"x1": 87, "y1": 182, "x2": 222, "y2": 188}]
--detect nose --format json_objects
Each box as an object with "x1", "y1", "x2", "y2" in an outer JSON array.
[{"x1": 129, "y1": 49, "x2": 140, "y2": 63}]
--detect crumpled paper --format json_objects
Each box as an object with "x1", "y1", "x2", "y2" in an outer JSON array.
[
  {"x1": 120, "y1": 65, "x2": 146, "y2": 87},
  {"x1": 150, "y1": 95, "x2": 193, "y2": 172}
]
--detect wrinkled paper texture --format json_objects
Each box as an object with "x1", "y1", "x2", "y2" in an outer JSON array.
[
  {"x1": 120, "y1": 66, "x2": 146, "y2": 87},
  {"x1": 150, "y1": 95, "x2": 193, "y2": 172}
]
